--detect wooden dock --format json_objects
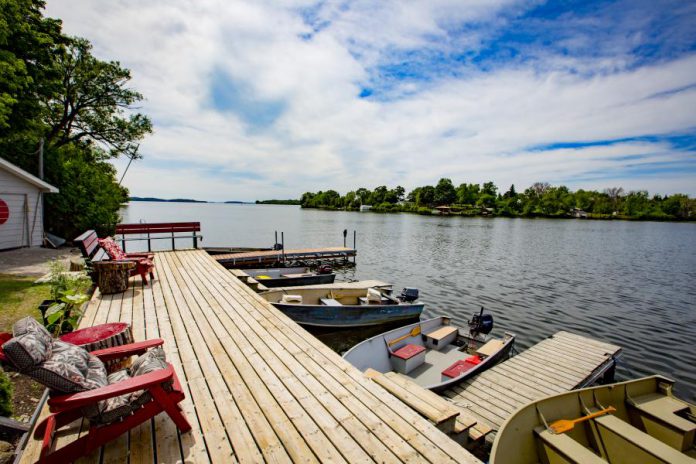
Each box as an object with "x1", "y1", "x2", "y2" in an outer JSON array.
[
  {"x1": 441, "y1": 331, "x2": 622, "y2": 440},
  {"x1": 214, "y1": 247, "x2": 356, "y2": 267},
  {"x1": 19, "y1": 249, "x2": 479, "y2": 463}
]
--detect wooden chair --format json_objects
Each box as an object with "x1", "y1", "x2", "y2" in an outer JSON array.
[
  {"x1": 0, "y1": 318, "x2": 190, "y2": 463},
  {"x1": 74, "y1": 230, "x2": 155, "y2": 285}
]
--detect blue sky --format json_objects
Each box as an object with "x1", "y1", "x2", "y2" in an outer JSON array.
[{"x1": 47, "y1": 0, "x2": 696, "y2": 200}]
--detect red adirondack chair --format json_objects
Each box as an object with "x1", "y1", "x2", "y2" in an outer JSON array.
[{"x1": 0, "y1": 318, "x2": 191, "y2": 464}]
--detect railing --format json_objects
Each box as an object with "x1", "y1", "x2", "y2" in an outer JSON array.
[{"x1": 115, "y1": 222, "x2": 202, "y2": 251}]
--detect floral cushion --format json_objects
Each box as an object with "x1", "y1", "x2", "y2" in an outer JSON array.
[
  {"x1": 2, "y1": 318, "x2": 170, "y2": 425},
  {"x1": 2, "y1": 317, "x2": 54, "y2": 370},
  {"x1": 98, "y1": 237, "x2": 127, "y2": 260}
]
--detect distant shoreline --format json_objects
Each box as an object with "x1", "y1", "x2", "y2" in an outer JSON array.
[{"x1": 128, "y1": 197, "x2": 254, "y2": 204}]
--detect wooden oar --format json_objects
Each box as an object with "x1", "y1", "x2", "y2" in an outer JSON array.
[
  {"x1": 549, "y1": 406, "x2": 616, "y2": 434},
  {"x1": 388, "y1": 326, "x2": 422, "y2": 347}
]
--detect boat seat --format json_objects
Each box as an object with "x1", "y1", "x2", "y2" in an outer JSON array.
[
  {"x1": 476, "y1": 339, "x2": 504, "y2": 358},
  {"x1": 320, "y1": 298, "x2": 342, "y2": 306},
  {"x1": 593, "y1": 413, "x2": 696, "y2": 463},
  {"x1": 441, "y1": 356, "x2": 480, "y2": 379},
  {"x1": 628, "y1": 393, "x2": 696, "y2": 451},
  {"x1": 423, "y1": 326, "x2": 457, "y2": 350},
  {"x1": 358, "y1": 296, "x2": 389, "y2": 305},
  {"x1": 534, "y1": 426, "x2": 606, "y2": 464},
  {"x1": 390, "y1": 344, "x2": 426, "y2": 374}
]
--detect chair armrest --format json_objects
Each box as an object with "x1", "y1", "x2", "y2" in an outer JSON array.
[
  {"x1": 125, "y1": 252, "x2": 154, "y2": 259},
  {"x1": 48, "y1": 364, "x2": 174, "y2": 412},
  {"x1": 90, "y1": 338, "x2": 164, "y2": 362}
]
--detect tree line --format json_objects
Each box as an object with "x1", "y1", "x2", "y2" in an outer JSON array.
[
  {"x1": 300, "y1": 179, "x2": 695, "y2": 220},
  {"x1": 1, "y1": 0, "x2": 150, "y2": 239}
]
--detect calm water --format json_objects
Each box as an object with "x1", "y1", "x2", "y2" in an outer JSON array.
[{"x1": 121, "y1": 202, "x2": 696, "y2": 400}]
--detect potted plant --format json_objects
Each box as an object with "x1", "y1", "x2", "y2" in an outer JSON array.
[{"x1": 40, "y1": 260, "x2": 91, "y2": 335}]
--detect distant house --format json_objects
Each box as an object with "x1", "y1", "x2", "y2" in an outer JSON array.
[
  {"x1": 0, "y1": 157, "x2": 58, "y2": 250},
  {"x1": 570, "y1": 208, "x2": 588, "y2": 218},
  {"x1": 433, "y1": 206, "x2": 452, "y2": 215},
  {"x1": 359, "y1": 204, "x2": 372, "y2": 212}
]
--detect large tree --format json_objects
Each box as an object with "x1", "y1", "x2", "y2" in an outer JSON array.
[{"x1": 0, "y1": 0, "x2": 151, "y2": 238}]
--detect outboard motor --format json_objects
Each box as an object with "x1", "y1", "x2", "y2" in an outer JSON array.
[
  {"x1": 399, "y1": 287, "x2": 419, "y2": 302},
  {"x1": 272, "y1": 243, "x2": 283, "y2": 250},
  {"x1": 317, "y1": 264, "x2": 333, "y2": 274},
  {"x1": 468, "y1": 307, "x2": 494, "y2": 339}
]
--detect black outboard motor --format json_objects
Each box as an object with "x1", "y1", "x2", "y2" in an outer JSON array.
[
  {"x1": 468, "y1": 307, "x2": 494, "y2": 339},
  {"x1": 399, "y1": 287, "x2": 419, "y2": 302}
]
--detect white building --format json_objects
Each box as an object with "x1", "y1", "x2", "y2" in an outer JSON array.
[{"x1": 0, "y1": 157, "x2": 58, "y2": 250}]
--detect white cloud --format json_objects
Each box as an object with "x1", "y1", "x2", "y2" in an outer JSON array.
[{"x1": 46, "y1": 0, "x2": 696, "y2": 200}]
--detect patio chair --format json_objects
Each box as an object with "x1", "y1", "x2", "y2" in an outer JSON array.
[{"x1": 0, "y1": 318, "x2": 190, "y2": 464}]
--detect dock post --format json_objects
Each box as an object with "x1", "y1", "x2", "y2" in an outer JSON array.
[
  {"x1": 121, "y1": 235, "x2": 126, "y2": 252},
  {"x1": 171, "y1": 231, "x2": 175, "y2": 250},
  {"x1": 281, "y1": 232, "x2": 285, "y2": 264},
  {"x1": 147, "y1": 232, "x2": 151, "y2": 252},
  {"x1": 275, "y1": 231, "x2": 278, "y2": 248},
  {"x1": 353, "y1": 230, "x2": 357, "y2": 264},
  {"x1": 193, "y1": 231, "x2": 198, "y2": 249}
]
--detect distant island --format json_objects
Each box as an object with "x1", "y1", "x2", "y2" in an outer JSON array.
[
  {"x1": 256, "y1": 199, "x2": 301, "y2": 205},
  {"x1": 300, "y1": 179, "x2": 695, "y2": 221},
  {"x1": 225, "y1": 200, "x2": 254, "y2": 204},
  {"x1": 130, "y1": 197, "x2": 207, "y2": 203}
]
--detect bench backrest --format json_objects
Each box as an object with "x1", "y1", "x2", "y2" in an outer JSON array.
[
  {"x1": 115, "y1": 222, "x2": 200, "y2": 235},
  {"x1": 74, "y1": 230, "x2": 100, "y2": 259}
]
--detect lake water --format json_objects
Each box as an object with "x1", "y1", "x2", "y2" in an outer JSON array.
[{"x1": 121, "y1": 202, "x2": 696, "y2": 400}]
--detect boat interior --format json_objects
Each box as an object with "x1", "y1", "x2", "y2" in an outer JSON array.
[
  {"x1": 344, "y1": 316, "x2": 513, "y2": 389},
  {"x1": 263, "y1": 287, "x2": 398, "y2": 306},
  {"x1": 491, "y1": 376, "x2": 696, "y2": 464}
]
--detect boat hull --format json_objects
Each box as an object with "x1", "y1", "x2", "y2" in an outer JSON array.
[
  {"x1": 271, "y1": 302, "x2": 424, "y2": 327},
  {"x1": 260, "y1": 273, "x2": 336, "y2": 288}
]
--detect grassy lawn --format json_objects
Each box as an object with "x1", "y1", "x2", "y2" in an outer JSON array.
[
  {"x1": 0, "y1": 274, "x2": 52, "y2": 420},
  {"x1": 0, "y1": 274, "x2": 50, "y2": 332}
]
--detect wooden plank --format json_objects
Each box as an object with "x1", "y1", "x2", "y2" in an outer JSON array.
[
  {"x1": 158, "y1": 252, "x2": 306, "y2": 463},
  {"x1": 365, "y1": 369, "x2": 459, "y2": 431},
  {"x1": 185, "y1": 250, "x2": 479, "y2": 464},
  {"x1": 171, "y1": 251, "x2": 394, "y2": 463}
]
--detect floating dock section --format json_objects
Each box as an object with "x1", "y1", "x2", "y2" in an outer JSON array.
[
  {"x1": 441, "y1": 331, "x2": 622, "y2": 441},
  {"x1": 213, "y1": 247, "x2": 357, "y2": 267},
  {"x1": 20, "y1": 250, "x2": 478, "y2": 463}
]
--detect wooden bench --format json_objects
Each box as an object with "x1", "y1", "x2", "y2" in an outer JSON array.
[
  {"x1": 593, "y1": 413, "x2": 694, "y2": 462},
  {"x1": 365, "y1": 369, "x2": 460, "y2": 433},
  {"x1": 320, "y1": 298, "x2": 342, "y2": 306},
  {"x1": 115, "y1": 222, "x2": 202, "y2": 251},
  {"x1": 476, "y1": 339, "x2": 505, "y2": 358},
  {"x1": 628, "y1": 393, "x2": 696, "y2": 451},
  {"x1": 534, "y1": 426, "x2": 606, "y2": 463},
  {"x1": 424, "y1": 326, "x2": 458, "y2": 350}
]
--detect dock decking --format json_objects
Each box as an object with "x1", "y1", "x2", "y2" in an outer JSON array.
[
  {"x1": 214, "y1": 247, "x2": 356, "y2": 267},
  {"x1": 20, "y1": 249, "x2": 478, "y2": 463},
  {"x1": 441, "y1": 331, "x2": 622, "y2": 439}
]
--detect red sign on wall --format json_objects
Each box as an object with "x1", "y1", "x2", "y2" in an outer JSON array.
[{"x1": 0, "y1": 199, "x2": 9, "y2": 225}]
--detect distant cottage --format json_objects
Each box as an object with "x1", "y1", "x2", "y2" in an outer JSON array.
[
  {"x1": 570, "y1": 208, "x2": 588, "y2": 218},
  {"x1": 0, "y1": 157, "x2": 58, "y2": 250}
]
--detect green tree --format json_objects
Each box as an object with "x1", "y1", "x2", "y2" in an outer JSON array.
[
  {"x1": 416, "y1": 185, "x2": 435, "y2": 206},
  {"x1": 434, "y1": 178, "x2": 456, "y2": 205},
  {"x1": 456, "y1": 183, "x2": 480, "y2": 205},
  {"x1": 42, "y1": 38, "x2": 152, "y2": 159}
]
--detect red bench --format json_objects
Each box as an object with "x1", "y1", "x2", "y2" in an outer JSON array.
[{"x1": 115, "y1": 222, "x2": 201, "y2": 251}]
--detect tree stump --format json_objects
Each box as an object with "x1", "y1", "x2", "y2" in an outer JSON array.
[
  {"x1": 94, "y1": 261, "x2": 135, "y2": 294},
  {"x1": 69, "y1": 257, "x2": 86, "y2": 271}
]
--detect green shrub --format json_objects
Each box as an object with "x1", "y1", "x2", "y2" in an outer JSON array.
[{"x1": 0, "y1": 370, "x2": 13, "y2": 417}]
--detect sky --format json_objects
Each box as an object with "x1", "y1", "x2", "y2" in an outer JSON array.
[{"x1": 46, "y1": 0, "x2": 696, "y2": 201}]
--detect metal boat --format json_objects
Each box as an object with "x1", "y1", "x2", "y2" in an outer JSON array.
[
  {"x1": 491, "y1": 375, "x2": 696, "y2": 463},
  {"x1": 343, "y1": 310, "x2": 515, "y2": 391},
  {"x1": 244, "y1": 266, "x2": 336, "y2": 287},
  {"x1": 261, "y1": 285, "x2": 424, "y2": 328}
]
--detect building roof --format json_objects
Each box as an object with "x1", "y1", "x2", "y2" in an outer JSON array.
[{"x1": 0, "y1": 157, "x2": 58, "y2": 193}]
